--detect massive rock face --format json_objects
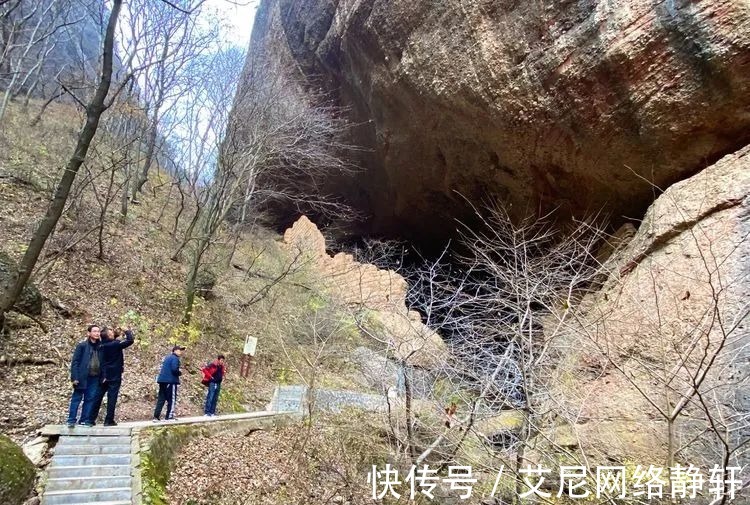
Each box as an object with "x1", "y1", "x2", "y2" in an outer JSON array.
[
  {"x1": 553, "y1": 145, "x2": 750, "y2": 466},
  {"x1": 247, "y1": 0, "x2": 750, "y2": 244}
]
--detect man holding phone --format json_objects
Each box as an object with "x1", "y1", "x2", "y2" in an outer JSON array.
[{"x1": 85, "y1": 325, "x2": 136, "y2": 426}]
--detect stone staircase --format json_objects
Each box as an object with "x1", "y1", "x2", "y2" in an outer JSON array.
[
  {"x1": 42, "y1": 427, "x2": 134, "y2": 505},
  {"x1": 36, "y1": 388, "x2": 363, "y2": 504}
]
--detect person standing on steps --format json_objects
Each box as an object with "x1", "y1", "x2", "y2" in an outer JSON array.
[
  {"x1": 153, "y1": 345, "x2": 185, "y2": 421},
  {"x1": 66, "y1": 324, "x2": 101, "y2": 428},
  {"x1": 86, "y1": 326, "x2": 135, "y2": 426},
  {"x1": 202, "y1": 354, "x2": 226, "y2": 417}
]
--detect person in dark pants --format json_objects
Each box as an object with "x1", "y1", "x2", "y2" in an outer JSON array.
[
  {"x1": 153, "y1": 345, "x2": 185, "y2": 421},
  {"x1": 202, "y1": 354, "x2": 226, "y2": 416},
  {"x1": 66, "y1": 324, "x2": 101, "y2": 428},
  {"x1": 87, "y1": 326, "x2": 135, "y2": 426}
]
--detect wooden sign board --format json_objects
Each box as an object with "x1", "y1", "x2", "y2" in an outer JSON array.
[{"x1": 243, "y1": 336, "x2": 258, "y2": 356}]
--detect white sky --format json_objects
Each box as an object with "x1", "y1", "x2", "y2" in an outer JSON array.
[{"x1": 204, "y1": 0, "x2": 259, "y2": 49}]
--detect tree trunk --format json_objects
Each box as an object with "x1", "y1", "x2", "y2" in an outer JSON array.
[
  {"x1": 171, "y1": 205, "x2": 201, "y2": 261},
  {"x1": 0, "y1": 0, "x2": 122, "y2": 330},
  {"x1": 98, "y1": 164, "x2": 117, "y2": 260},
  {"x1": 181, "y1": 235, "x2": 208, "y2": 326},
  {"x1": 120, "y1": 158, "x2": 131, "y2": 222},
  {"x1": 182, "y1": 268, "x2": 197, "y2": 326},
  {"x1": 29, "y1": 87, "x2": 64, "y2": 126},
  {"x1": 404, "y1": 366, "x2": 416, "y2": 462},
  {"x1": 156, "y1": 181, "x2": 175, "y2": 225},
  {"x1": 0, "y1": 67, "x2": 20, "y2": 121},
  {"x1": 132, "y1": 117, "x2": 159, "y2": 199},
  {"x1": 171, "y1": 180, "x2": 187, "y2": 237}
]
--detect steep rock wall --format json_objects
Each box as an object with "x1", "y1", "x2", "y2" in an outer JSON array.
[
  {"x1": 553, "y1": 144, "x2": 750, "y2": 465},
  {"x1": 247, "y1": 0, "x2": 750, "y2": 244}
]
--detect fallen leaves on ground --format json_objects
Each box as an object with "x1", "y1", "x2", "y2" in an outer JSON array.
[{"x1": 167, "y1": 419, "x2": 381, "y2": 505}]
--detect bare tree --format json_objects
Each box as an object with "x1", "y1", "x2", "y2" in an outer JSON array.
[
  {"x1": 351, "y1": 206, "x2": 605, "y2": 502},
  {"x1": 568, "y1": 186, "x2": 750, "y2": 502},
  {"x1": 458, "y1": 210, "x2": 605, "y2": 502},
  {"x1": 0, "y1": 0, "x2": 80, "y2": 122},
  {"x1": 159, "y1": 46, "x2": 244, "y2": 325},
  {"x1": 175, "y1": 52, "x2": 358, "y2": 325},
  {"x1": 126, "y1": 0, "x2": 212, "y2": 201},
  {"x1": 225, "y1": 54, "x2": 360, "y2": 226},
  {"x1": 0, "y1": 0, "x2": 124, "y2": 331}
]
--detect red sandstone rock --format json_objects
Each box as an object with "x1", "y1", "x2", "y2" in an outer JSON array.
[{"x1": 247, "y1": 0, "x2": 750, "y2": 242}]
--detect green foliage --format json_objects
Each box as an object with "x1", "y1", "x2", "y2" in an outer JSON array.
[
  {"x1": 171, "y1": 320, "x2": 202, "y2": 347},
  {"x1": 431, "y1": 376, "x2": 466, "y2": 405},
  {"x1": 276, "y1": 367, "x2": 293, "y2": 385},
  {"x1": 338, "y1": 312, "x2": 362, "y2": 343},
  {"x1": 140, "y1": 451, "x2": 168, "y2": 505},
  {"x1": 120, "y1": 310, "x2": 152, "y2": 349},
  {"x1": 217, "y1": 385, "x2": 247, "y2": 413},
  {"x1": 305, "y1": 294, "x2": 327, "y2": 312}
]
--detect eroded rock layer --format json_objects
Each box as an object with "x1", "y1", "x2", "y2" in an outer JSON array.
[{"x1": 247, "y1": 0, "x2": 750, "y2": 244}]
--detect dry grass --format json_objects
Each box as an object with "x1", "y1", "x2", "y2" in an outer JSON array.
[{"x1": 166, "y1": 412, "x2": 390, "y2": 505}]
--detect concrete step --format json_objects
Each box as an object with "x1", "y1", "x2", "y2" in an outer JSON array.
[
  {"x1": 56, "y1": 435, "x2": 131, "y2": 446},
  {"x1": 43, "y1": 502, "x2": 131, "y2": 505},
  {"x1": 54, "y1": 444, "x2": 131, "y2": 456},
  {"x1": 117, "y1": 410, "x2": 280, "y2": 428},
  {"x1": 49, "y1": 454, "x2": 131, "y2": 467},
  {"x1": 45, "y1": 476, "x2": 132, "y2": 492},
  {"x1": 41, "y1": 425, "x2": 131, "y2": 437},
  {"x1": 42, "y1": 487, "x2": 131, "y2": 505},
  {"x1": 47, "y1": 465, "x2": 131, "y2": 479},
  {"x1": 44, "y1": 502, "x2": 131, "y2": 505}
]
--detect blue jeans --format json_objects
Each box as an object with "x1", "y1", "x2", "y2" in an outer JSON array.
[
  {"x1": 66, "y1": 379, "x2": 100, "y2": 425},
  {"x1": 204, "y1": 382, "x2": 221, "y2": 415},
  {"x1": 88, "y1": 379, "x2": 121, "y2": 424}
]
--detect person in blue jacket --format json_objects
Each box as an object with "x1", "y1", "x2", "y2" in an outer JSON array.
[
  {"x1": 153, "y1": 345, "x2": 185, "y2": 421},
  {"x1": 86, "y1": 326, "x2": 136, "y2": 426},
  {"x1": 66, "y1": 324, "x2": 102, "y2": 428}
]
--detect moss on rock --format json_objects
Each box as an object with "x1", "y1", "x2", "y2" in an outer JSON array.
[
  {"x1": 0, "y1": 434, "x2": 35, "y2": 505},
  {"x1": 140, "y1": 425, "x2": 207, "y2": 505},
  {"x1": 0, "y1": 251, "x2": 43, "y2": 316}
]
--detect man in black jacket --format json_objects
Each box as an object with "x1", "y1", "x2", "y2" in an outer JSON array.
[
  {"x1": 86, "y1": 326, "x2": 135, "y2": 426},
  {"x1": 66, "y1": 324, "x2": 101, "y2": 428}
]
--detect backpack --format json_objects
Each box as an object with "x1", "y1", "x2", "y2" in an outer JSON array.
[{"x1": 200, "y1": 363, "x2": 217, "y2": 386}]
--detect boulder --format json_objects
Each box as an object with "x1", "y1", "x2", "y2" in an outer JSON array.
[
  {"x1": 0, "y1": 435, "x2": 36, "y2": 505},
  {"x1": 282, "y1": 216, "x2": 446, "y2": 367},
  {"x1": 21, "y1": 437, "x2": 48, "y2": 467},
  {"x1": 195, "y1": 269, "x2": 217, "y2": 300},
  {"x1": 552, "y1": 145, "x2": 750, "y2": 466},
  {"x1": 0, "y1": 252, "x2": 42, "y2": 316}
]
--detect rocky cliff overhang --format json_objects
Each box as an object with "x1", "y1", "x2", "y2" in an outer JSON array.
[{"x1": 244, "y1": 0, "x2": 750, "y2": 247}]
